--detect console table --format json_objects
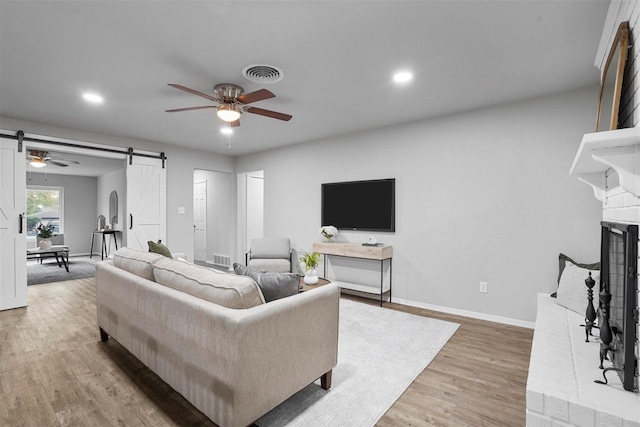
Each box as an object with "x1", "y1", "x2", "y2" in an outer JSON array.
[
  {"x1": 313, "y1": 242, "x2": 392, "y2": 306},
  {"x1": 90, "y1": 230, "x2": 120, "y2": 260}
]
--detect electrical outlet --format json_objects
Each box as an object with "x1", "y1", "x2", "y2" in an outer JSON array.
[{"x1": 479, "y1": 281, "x2": 488, "y2": 293}]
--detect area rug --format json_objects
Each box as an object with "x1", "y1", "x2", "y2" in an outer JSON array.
[
  {"x1": 27, "y1": 257, "x2": 97, "y2": 285},
  {"x1": 256, "y1": 299, "x2": 459, "y2": 427}
]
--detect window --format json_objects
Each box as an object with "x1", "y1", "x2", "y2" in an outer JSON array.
[{"x1": 26, "y1": 186, "x2": 64, "y2": 237}]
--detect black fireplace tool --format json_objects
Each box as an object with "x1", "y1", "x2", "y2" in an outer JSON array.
[
  {"x1": 582, "y1": 272, "x2": 598, "y2": 342},
  {"x1": 594, "y1": 283, "x2": 622, "y2": 385}
]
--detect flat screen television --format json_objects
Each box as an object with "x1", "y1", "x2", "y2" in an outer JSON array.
[{"x1": 321, "y1": 178, "x2": 395, "y2": 232}]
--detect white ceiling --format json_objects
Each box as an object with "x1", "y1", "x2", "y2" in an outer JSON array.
[{"x1": 0, "y1": 1, "x2": 610, "y2": 158}]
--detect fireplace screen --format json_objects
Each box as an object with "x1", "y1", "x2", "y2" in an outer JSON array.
[{"x1": 600, "y1": 221, "x2": 638, "y2": 392}]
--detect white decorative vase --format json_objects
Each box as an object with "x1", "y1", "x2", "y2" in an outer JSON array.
[
  {"x1": 39, "y1": 238, "x2": 52, "y2": 250},
  {"x1": 304, "y1": 268, "x2": 319, "y2": 285}
]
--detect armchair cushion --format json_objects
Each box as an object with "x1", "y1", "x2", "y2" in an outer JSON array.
[
  {"x1": 247, "y1": 258, "x2": 291, "y2": 273},
  {"x1": 233, "y1": 263, "x2": 299, "y2": 302},
  {"x1": 250, "y1": 237, "x2": 290, "y2": 259}
]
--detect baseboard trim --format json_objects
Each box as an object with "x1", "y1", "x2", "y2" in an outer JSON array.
[{"x1": 391, "y1": 296, "x2": 535, "y2": 329}]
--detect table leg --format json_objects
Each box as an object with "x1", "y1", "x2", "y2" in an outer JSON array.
[
  {"x1": 90, "y1": 233, "x2": 95, "y2": 259},
  {"x1": 61, "y1": 251, "x2": 69, "y2": 272},
  {"x1": 101, "y1": 234, "x2": 106, "y2": 260}
]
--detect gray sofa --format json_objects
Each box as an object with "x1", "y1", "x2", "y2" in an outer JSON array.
[{"x1": 96, "y1": 247, "x2": 340, "y2": 427}]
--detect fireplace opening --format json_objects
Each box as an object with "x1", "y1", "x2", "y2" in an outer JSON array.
[{"x1": 599, "y1": 221, "x2": 639, "y2": 392}]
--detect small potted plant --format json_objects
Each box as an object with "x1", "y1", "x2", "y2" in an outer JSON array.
[
  {"x1": 299, "y1": 250, "x2": 320, "y2": 285},
  {"x1": 319, "y1": 225, "x2": 338, "y2": 242},
  {"x1": 36, "y1": 223, "x2": 55, "y2": 249}
]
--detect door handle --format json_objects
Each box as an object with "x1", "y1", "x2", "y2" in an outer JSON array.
[
  {"x1": 129, "y1": 214, "x2": 133, "y2": 230},
  {"x1": 18, "y1": 213, "x2": 24, "y2": 234}
]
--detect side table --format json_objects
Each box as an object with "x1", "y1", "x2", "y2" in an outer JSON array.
[{"x1": 299, "y1": 276, "x2": 331, "y2": 292}]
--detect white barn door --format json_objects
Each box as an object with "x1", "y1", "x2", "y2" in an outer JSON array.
[
  {"x1": 0, "y1": 137, "x2": 26, "y2": 311},
  {"x1": 126, "y1": 156, "x2": 166, "y2": 251}
]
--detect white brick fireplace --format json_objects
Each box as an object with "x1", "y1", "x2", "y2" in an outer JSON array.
[
  {"x1": 525, "y1": 128, "x2": 640, "y2": 426},
  {"x1": 571, "y1": 128, "x2": 640, "y2": 368}
]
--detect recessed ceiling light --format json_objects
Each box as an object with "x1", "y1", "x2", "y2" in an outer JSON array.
[
  {"x1": 82, "y1": 92, "x2": 104, "y2": 104},
  {"x1": 393, "y1": 71, "x2": 413, "y2": 84},
  {"x1": 221, "y1": 127, "x2": 233, "y2": 135}
]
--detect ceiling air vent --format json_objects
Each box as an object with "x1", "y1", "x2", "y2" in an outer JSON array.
[{"x1": 242, "y1": 64, "x2": 283, "y2": 84}]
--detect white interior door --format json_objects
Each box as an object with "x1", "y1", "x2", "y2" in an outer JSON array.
[
  {"x1": 126, "y1": 156, "x2": 166, "y2": 251},
  {"x1": 194, "y1": 180, "x2": 207, "y2": 262},
  {"x1": 0, "y1": 137, "x2": 26, "y2": 311}
]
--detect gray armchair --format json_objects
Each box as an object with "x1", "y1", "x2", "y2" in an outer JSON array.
[{"x1": 245, "y1": 237, "x2": 292, "y2": 273}]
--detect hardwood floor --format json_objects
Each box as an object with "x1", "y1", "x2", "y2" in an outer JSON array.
[{"x1": 0, "y1": 279, "x2": 533, "y2": 426}]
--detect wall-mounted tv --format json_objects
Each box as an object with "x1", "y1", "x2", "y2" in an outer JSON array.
[{"x1": 321, "y1": 178, "x2": 395, "y2": 232}]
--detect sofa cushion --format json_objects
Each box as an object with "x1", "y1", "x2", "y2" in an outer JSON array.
[
  {"x1": 233, "y1": 263, "x2": 299, "y2": 302},
  {"x1": 113, "y1": 247, "x2": 165, "y2": 281},
  {"x1": 148, "y1": 240, "x2": 172, "y2": 258},
  {"x1": 153, "y1": 258, "x2": 265, "y2": 309}
]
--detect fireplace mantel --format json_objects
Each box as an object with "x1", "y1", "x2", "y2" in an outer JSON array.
[{"x1": 570, "y1": 127, "x2": 640, "y2": 202}]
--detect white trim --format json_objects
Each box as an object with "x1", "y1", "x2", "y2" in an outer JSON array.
[{"x1": 391, "y1": 296, "x2": 535, "y2": 329}]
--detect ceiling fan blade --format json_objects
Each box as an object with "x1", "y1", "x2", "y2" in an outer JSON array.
[
  {"x1": 237, "y1": 89, "x2": 275, "y2": 105},
  {"x1": 49, "y1": 161, "x2": 69, "y2": 167},
  {"x1": 49, "y1": 159, "x2": 80, "y2": 164},
  {"x1": 168, "y1": 84, "x2": 218, "y2": 103},
  {"x1": 229, "y1": 119, "x2": 241, "y2": 127},
  {"x1": 246, "y1": 107, "x2": 292, "y2": 121},
  {"x1": 165, "y1": 106, "x2": 216, "y2": 113}
]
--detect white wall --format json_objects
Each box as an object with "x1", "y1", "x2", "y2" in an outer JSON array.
[
  {"x1": 26, "y1": 172, "x2": 97, "y2": 255},
  {"x1": 2, "y1": 116, "x2": 236, "y2": 259},
  {"x1": 236, "y1": 86, "x2": 603, "y2": 323}
]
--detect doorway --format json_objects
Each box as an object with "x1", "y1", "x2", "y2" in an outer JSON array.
[
  {"x1": 193, "y1": 169, "x2": 233, "y2": 270},
  {"x1": 236, "y1": 170, "x2": 264, "y2": 263}
]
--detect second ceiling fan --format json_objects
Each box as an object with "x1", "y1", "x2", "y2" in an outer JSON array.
[{"x1": 165, "y1": 83, "x2": 292, "y2": 127}]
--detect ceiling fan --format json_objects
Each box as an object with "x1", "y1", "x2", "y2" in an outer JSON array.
[
  {"x1": 165, "y1": 83, "x2": 292, "y2": 127},
  {"x1": 26, "y1": 150, "x2": 80, "y2": 168}
]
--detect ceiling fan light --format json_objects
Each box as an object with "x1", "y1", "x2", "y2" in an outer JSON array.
[
  {"x1": 216, "y1": 105, "x2": 241, "y2": 122},
  {"x1": 30, "y1": 159, "x2": 47, "y2": 168}
]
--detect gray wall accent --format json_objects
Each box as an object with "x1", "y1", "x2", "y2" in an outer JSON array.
[
  {"x1": 97, "y1": 166, "x2": 125, "y2": 254},
  {"x1": 26, "y1": 172, "x2": 98, "y2": 255},
  {"x1": 235, "y1": 86, "x2": 603, "y2": 323},
  {"x1": 193, "y1": 169, "x2": 233, "y2": 263},
  {"x1": 96, "y1": 167, "x2": 125, "y2": 231}
]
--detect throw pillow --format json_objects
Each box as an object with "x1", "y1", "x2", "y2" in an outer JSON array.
[
  {"x1": 233, "y1": 263, "x2": 299, "y2": 302},
  {"x1": 556, "y1": 261, "x2": 600, "y2": 315},
  {"x1": 556, "y1": 253, "x2": 600, "y2": 287},
  {"x1": 148, "y1": 240, "x2": 172, "y2": 258}
]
